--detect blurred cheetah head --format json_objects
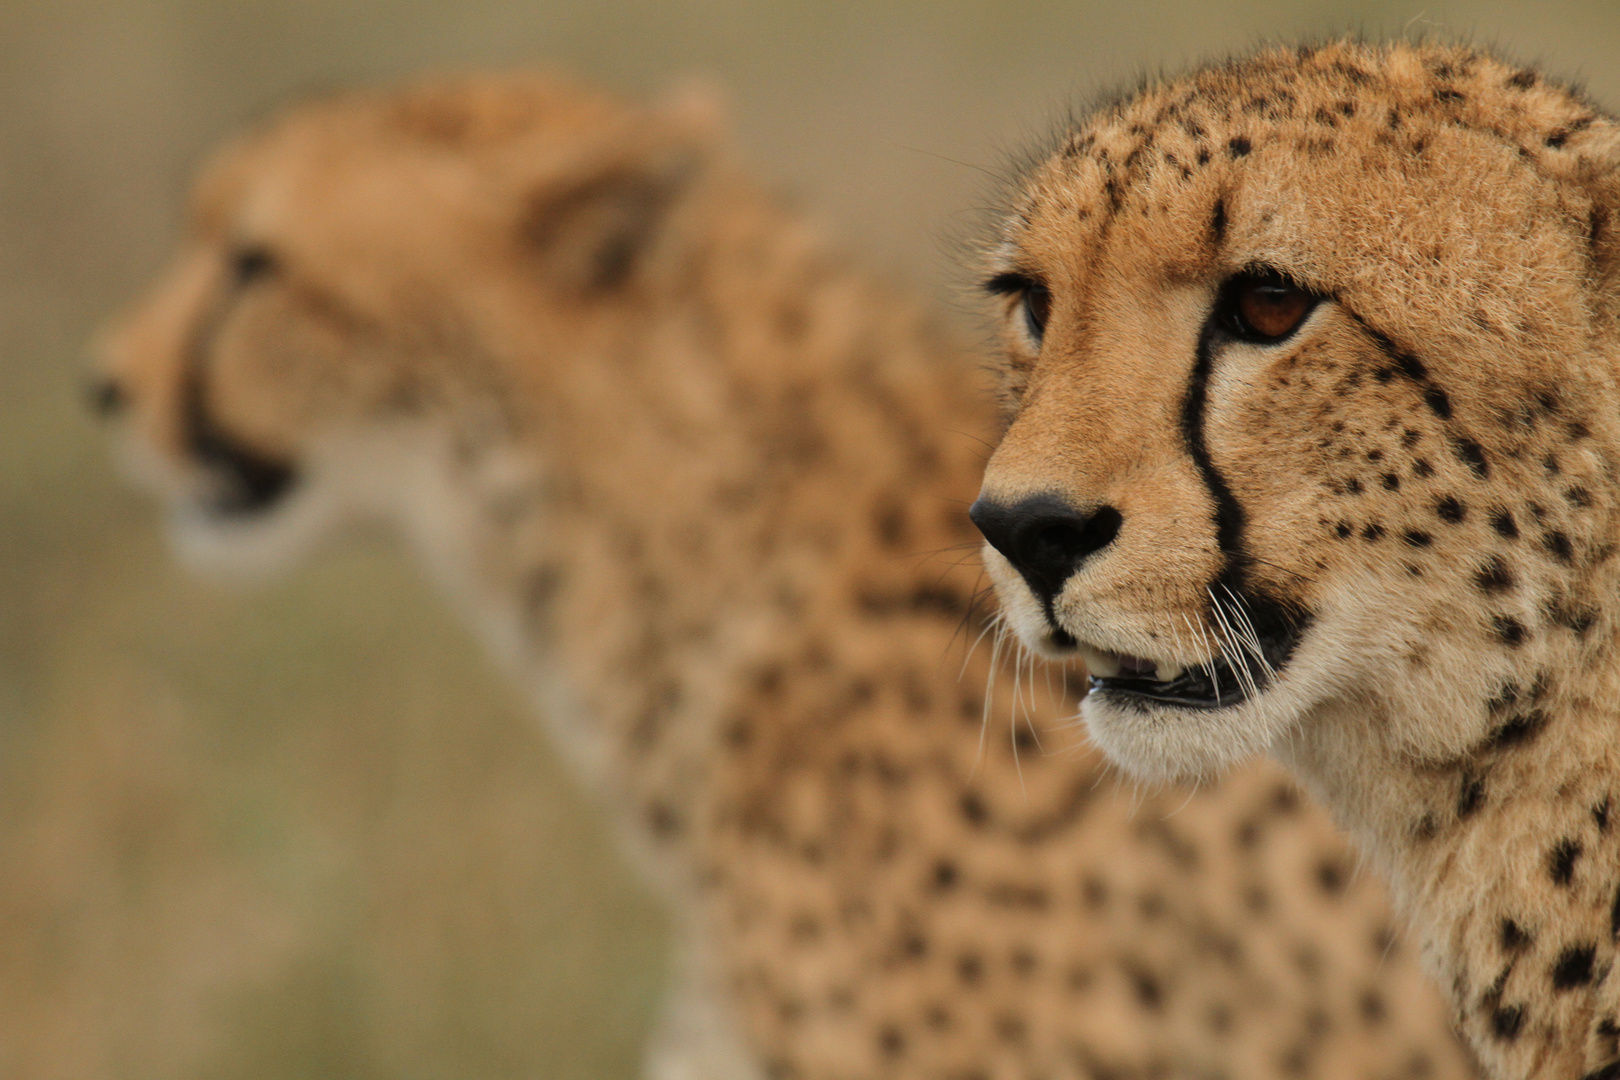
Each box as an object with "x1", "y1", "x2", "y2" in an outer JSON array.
[{"x1": 92, "y1": 73, "x2": 718, "y2": 574}]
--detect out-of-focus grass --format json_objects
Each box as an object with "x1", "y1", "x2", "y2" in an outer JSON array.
[{"x1": 5, "y1": 1, "x2": 1620, "y2": 1076}]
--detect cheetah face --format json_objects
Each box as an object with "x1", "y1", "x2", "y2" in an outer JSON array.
[
  {"x1": 972, "y1": 43, "x2": 1620, "y2": 782},
  {"x1": 92, "y1": 74, "x2": 715, "y2": 576}
]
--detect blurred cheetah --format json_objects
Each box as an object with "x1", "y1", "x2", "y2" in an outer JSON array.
[
  {"x1": 96, "y1": 73, "x2": 1470, "y2": 1079},
  {"x1": 973, "y1": 38, "x2": 1620, "y2": 1079}
]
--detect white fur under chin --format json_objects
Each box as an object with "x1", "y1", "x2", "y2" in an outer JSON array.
[{"x1": 167, "y1": 483, "x2": 341, "y2": 581}]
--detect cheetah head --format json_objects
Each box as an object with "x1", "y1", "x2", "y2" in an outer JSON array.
[
  {"x1": 92, "y1": 73, "x2": 719, "y2": 575},
  {"x1": 973, "y1": 41, "x2": 1620, "y2": 783}
]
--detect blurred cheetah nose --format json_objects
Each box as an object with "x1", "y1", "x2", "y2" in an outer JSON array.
[
  {"x1": 969, "y1": 494, "x2": 1122, "y2": 604},
  {"x1": 86, "y1": 375, "x2": 127, "y2": 419}
]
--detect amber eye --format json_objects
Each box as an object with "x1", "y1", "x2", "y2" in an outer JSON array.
[
  {"x1": 1222, "y1": 270, "x2": 1316, "y2": 342},
  {"x1": 1020, "y1": 283, "x2": 1052, "y2": 345},
  {"x1": 985, "y1": 272, "x2": 1052, "y2": 348}
]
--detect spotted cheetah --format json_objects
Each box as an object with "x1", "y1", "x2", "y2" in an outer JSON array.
[
  {"x1": 972, "y1": 38, "x2": 1620, "y2": 1080},
  {"x1": 93, "y1": 72, "x2": 1471, "y2": 1079}
]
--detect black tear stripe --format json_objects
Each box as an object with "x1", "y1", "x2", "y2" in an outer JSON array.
[
  {"x1": 181, "y1": 274, "x2": 299, "y2": 515},
  {"x1": 1181, "y1": 321, "x2": 1312, "y2": 686}
]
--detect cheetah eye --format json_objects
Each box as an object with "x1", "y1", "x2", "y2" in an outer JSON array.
[
  {"x1": 1219, "y1": 270, "x2": 1317, "y2": 343},
  {"x1": 985, "y1": 272, "x2": 1053, "y2": 348},
  {"x1": 229, "y1": 246, "x2": 278, "y2": 286}
]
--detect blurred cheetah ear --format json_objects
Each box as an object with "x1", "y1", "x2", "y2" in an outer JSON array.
[{"x1": 518, "y1": 85, "x2": 724, "y2": 293}]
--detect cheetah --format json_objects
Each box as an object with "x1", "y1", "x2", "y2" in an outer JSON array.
[
  {"x1": 971, "y1": 38, "x2": 1620, "y2": 1079},
  {"x1": 93, "y1": 73, "x2": 1472, "y2": 1079}
]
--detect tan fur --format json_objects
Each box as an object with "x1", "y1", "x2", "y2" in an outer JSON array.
[
  {"x1": 975, "y1": 39, "x2": 1620, "y2": 1079},
  {"x1": 97, "y1": 73, "x2": 1472, "y2": 1079}
]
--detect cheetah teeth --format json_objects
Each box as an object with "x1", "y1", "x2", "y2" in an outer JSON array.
[{"x1": 1073, "y1": 643, "x2": 1185, "y2": 683}]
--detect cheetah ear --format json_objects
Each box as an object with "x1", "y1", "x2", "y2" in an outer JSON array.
[
  {"x1": 1568, "y1": 121, "x2": 1620, "y2": 295},
  {"x1": 518, "y1": 83, "x2": 725, "y2": 293}
]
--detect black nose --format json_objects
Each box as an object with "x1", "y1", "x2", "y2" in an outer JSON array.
[
  {"x1": 86, "y1": 375, "x2": 127, "y2": 418},
  {"x1": 969, "y1": 494, "x2": 1122, "y2": 605}
]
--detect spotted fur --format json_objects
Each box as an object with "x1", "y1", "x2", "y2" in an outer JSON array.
[
  {"x1": 97, "y1": 72, "x2": 1471, "y2": 1079},
  {"x1": 976, "y1": 39, "x2": 1620, "y2": 1079}
]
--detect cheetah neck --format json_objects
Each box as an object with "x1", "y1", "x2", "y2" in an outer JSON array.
[
  {"x1": 1285, "y1": 621, "x2": 1620, "y2": 1079},
  {"x1": 397, "y1": 183, "x2": 999, "y2": 878}
]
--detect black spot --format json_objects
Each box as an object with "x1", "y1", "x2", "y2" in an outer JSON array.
[
  {"x1": 1437, "y1": 496, "x2": 1466, "y2": 523},
  {"x1": 1544, "y1": 453, "x2": 1562, "y2": 474},
  {"x1": 1570, "y1": 420, "x2": 1592, "y2": 440},
  {"x1": 646, "y1": 801, "x2": 682, "y2": 838},
  {"x1": 956, "y1": 953, "x2": 983, "y2": 984},
  {"x1": 1488, "y1": 709, "x2": 1547, "y2": 749},
  {"x1": 1491, "y1": 510, "x2": 1521, "y2": 539},
  {"x1": 1493, "y1": 615, "x2": 1528, "y2": 647},
  {"x1": 931, "y1": 860, "x2": 959, "y2": 891},
  {"x1": 960, "y1": 792, "x2": 989, "y2": 826},
  {"x1": 1425, "y1": 387, "x2": 1453, "y2": 419},
  {"x1": 1509, "y1": 69, "x2": 1538, "y2": 89},
  {"x1": 1612, "y1": 882, "x2": 1620, "y2": 938},
  {"x1": 1228, "y1": 136, "x2": 1252, "y2": 157},
  {"x1": 1359, "y1": 989, "x2": 1386, "y2": 1024},
  {"x1": 1414, "y1": 812, "x2": 1439, "y2": 841},
  {"x1": 1501, "y1": 919, "x2": 1532, "y2": 952},
  {"x1": 1550, "y1": 839, "x2": 1583, "y2": 886},
  {"x1": 1367, "y1": 448, "x2": 1383, "y2": 461},
  {"x1": 1362, "y1": 523, "x2": 1385, "y2": 541},
  {"x1": 1129, "y1": 967, "x2": 1164, "y2": 1010},
  {"x1": 1487, "y1": 682, "x2": 1523, "y2": 715},
  {"x1": 1413, "y1": 458, "x2": 1434, "y2": 477},
  {"x1": 1211, "y1": 198, "x2": 1227, "y2": 239},
  {"x1": 1454, "y1": 439, "x2": 1489, "y2": 477},
  {"x1": 1544, "y1": 530, "x2": 1575, "y2": 564},
  {"x1": 1551, "y1": 599, "x2": 1599, "y2": 636},
  {"x1": 1435, "y1": 87, "x2": 1465, "y2": 104},
  {"x1": 1317, "y1": 859, "x2": 1348, "y2": 895},
  {"x1": 1458, "y1": 772, "x2": 1486, "y2": 818},
  {"x1": 1552, "y1": 943, "x2": 1597, "y2": 989},
  {"x1": 1491, "y1": 1004, "x2": 1525, "y2": 1041},
  {"x1": 1596, "y1": 798, "x2": 1612, "y2": 833},
  {"x1": 1584, "y1": 1061, "x2": 1620, "y2": 1080},
  {"x1": 1345, "y1": 477, "x2": 1363, "y2": 494},
  {"x1": 1475, "y1": 556, "x2": 1514, "y2": 594},
  {"x1": 877, "y1": 1026, "x2": 905, "y2": 1057},
  {"x1": 1568, "y1": 486, "x2": 1594, "y2": 508},
  {"x1": 1335, "y1": 521, "x2": 1353, "y2": 539},
  {"x1": 1382, "y1": 472, "x2": 1401, "y2": 490},
  {"x1": 1548, "y1": 130, "x2": 1570, "y2": 149},
  {"x1": 873, "y1": 501, "x2": 908, "y2": 548},
  {"x1": 1403, "y1": 529, "x2": 1433, "y2": 548}
]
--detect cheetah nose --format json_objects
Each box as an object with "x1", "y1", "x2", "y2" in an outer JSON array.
[
  {"x1": 969, "y1": 494, "x2": 1122, "y2": 606},
  {"x1": 85, "y1": 375, "x2": 127, "y2": 419}
]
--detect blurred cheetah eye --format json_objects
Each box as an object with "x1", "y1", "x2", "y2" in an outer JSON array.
[
  {"x1": 1220, "y1": 270, "x2": 1317, "y2": 342},
  {"x1": 985, "y1": 272, "x2": 1052, "y2": 348},
  {"x1": 230, "y1": 246, "x2": 277, "y2": 286}
]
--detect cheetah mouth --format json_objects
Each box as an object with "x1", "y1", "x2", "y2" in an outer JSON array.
[{"x1": 1056, "y1": 628, "x2": 1299, "y2": 710}]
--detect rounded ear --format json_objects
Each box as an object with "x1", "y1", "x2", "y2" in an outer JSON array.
[
  {"x1": 1568, "y1": 121, "x2": 1620, "y2": 319},
  {"x1": 519, "y1": 148, "x2": 703, "y2": 292}
]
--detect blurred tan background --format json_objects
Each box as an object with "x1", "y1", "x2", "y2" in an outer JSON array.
[{"x1": 5, "y1": 2, "x2": 1620, "y2": 1077}]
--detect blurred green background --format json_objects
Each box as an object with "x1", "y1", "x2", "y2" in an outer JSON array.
[{"x1": 5, "y1": 2, "x2": 1620, "y2": 1077}]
